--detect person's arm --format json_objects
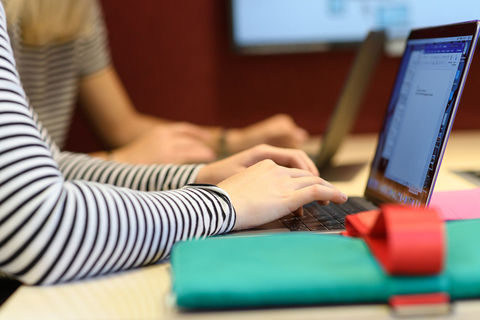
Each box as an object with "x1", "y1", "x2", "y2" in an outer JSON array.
[
  {"x1": 79, "y1": 66, "x2": 158, "y2": 147},
  {"x1": 77, "y1": 1, "x2": 217, "y2": 164},
  {"x1": 0, "y1": 18, "x2": 234, "y2": 285},
  {"x1": 79, "y1": 67, "x2": 218, "y2": 164}
]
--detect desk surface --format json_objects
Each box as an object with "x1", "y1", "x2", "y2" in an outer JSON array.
[{"x1": 1, "y1": 131, "x2": 479, "y2": 320}]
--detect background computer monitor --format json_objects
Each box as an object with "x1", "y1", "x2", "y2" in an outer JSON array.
[{"x1": 230, "y1": 0, "x2": 479, "y2": 54}]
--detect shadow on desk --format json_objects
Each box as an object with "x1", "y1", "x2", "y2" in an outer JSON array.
[
  {"x1": 320, "y1": 161, "x2": 367, "y2": 182},
  {"x1": 0, "y1": 278, "x2": 21, "y2": 306}
]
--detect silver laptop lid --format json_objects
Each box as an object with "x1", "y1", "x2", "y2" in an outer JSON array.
[
  {"x1": 316, "y1": 30, "x2": 385, "y2": 169},
  {"x1": 364, "y1": 21, "x2": 480, "y2": 207}
]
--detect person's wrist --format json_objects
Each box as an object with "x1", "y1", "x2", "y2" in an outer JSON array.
[
  {"x1": 195, "y1": 164, "x2": 213, "y2": 184},
  {"x1": 216, "y1": 129, "x2": 228, "y2": 158},
  {"x1": 224, "y1": 128, "x2": 246, "y2": 154}
]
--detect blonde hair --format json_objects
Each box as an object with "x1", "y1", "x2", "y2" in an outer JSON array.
[{"x1": 4, "y1": 0, "x2": 94, "y2": 46}]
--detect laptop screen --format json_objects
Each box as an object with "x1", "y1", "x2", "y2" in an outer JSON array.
[{"x1": 365, "y1": 31, "x2": 476, "y2": 206}]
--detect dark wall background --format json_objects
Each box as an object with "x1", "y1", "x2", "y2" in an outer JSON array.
[{"x1": 65, "y1": 0, "x2": 480, "y2": 153}]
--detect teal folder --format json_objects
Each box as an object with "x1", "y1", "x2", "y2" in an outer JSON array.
[{"x1": 171, "y1": 219, "x2": 480, "y2": 309}]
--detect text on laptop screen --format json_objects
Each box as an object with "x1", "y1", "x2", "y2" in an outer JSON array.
[{"x1": 367, "y1": 35, "x2": 473, "y2": 206}]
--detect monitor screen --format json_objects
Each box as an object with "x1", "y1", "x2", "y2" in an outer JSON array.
[
  {"x1": 366, "y1": 33, "x2": 475, "y2": 206},
  {"x1": 231, "y1": 0, "x2": 479, "y2": 53}
]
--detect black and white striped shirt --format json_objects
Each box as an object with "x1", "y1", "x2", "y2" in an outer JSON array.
[
  {"x1": 7, "y1": 0, "x2": 111, "y2": 148},
  {"x1": 0, "y1": 4, "x2": 236, "y2": 285}
]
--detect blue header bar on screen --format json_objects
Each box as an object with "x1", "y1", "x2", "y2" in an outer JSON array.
[{"x1": 408, "y1": 36, "x2": 473, "y2": 45}]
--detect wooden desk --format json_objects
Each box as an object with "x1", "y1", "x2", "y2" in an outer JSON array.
[{"x1": 1, "y1": 131, "x2": 480, "y2": 320}]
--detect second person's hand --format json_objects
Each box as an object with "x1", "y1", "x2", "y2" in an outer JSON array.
[
  {"x1": 224, "y1": 114, "x2": 309, "y2": 154},
  {"x1": 110, "y1": 123, "x2": 216, "y2": 164}
]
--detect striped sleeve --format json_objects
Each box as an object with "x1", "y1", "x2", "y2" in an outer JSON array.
[
  {"x1": 0, "y1": 6, "x2": 236, "y2": 285},
  {"x1": 56, "y1": 152, "x2": 203, "y2": 191}
]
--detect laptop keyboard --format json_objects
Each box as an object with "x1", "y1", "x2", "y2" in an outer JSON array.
[{"x1": 281, "y1": 197, "x2": 377, "y2": 231}]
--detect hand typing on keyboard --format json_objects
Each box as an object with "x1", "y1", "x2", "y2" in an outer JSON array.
[{"x1": 217, "y1": 156, "x2": 347, "y2": 230}]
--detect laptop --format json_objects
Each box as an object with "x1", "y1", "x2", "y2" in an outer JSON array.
[
  {"x1": 277, "y1": 21, "x2": 480, "y2": 232},
  {"x1": 312, "y1": 30, "x2": 385, "y2": 173}
]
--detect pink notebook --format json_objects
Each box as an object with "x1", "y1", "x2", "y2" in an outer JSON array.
[{"x1": 429, "y1": 188, "x2": 480, "y2": 221}]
